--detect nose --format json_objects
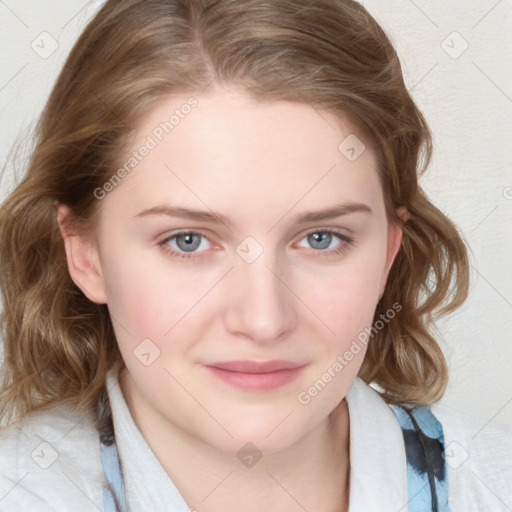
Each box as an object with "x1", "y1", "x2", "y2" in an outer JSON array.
[{"x1": 224, "y1": 254, "x2": 297, "y2": 345}]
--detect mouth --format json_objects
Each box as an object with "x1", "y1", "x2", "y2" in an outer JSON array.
[{"x1": 203, "y1": 360, "x2": 308, "y2": 391}]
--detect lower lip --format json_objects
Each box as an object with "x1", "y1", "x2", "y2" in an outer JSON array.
[{"x1": 204, "y1": 365, "x2": 307, "y2": 391}]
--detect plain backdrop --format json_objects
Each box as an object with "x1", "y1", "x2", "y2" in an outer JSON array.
[{"x1": 0, "y1": 1, "x2": 511, "y2": 431}]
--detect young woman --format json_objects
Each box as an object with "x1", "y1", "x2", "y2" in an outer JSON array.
[{"x1": 0, "y1": 1, "x2": 510, "y2": 511}]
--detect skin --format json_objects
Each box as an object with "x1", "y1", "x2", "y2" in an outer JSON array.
[{"x1": 58, "y1": 86, "x2": 406, "y2": 512}]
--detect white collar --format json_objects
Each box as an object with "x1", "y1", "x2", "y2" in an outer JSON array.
[
  {"x1": 345, "y1": 378, "x2": 408, "y2": 511},
  {"x1": 107, "y1": 370, "x2": 408, "y2": 511},
  {"x1": 106, "y1": 370, "x2": 190, "y2": 510}
]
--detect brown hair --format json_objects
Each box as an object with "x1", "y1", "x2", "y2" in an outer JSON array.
[{"x1": 0, "y1": 0, "x2": 469, "y2": 429}]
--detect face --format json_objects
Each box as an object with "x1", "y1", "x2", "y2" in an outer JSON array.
[{"x1": 61, "y1": 86, "x2": 403, "y2": 454}]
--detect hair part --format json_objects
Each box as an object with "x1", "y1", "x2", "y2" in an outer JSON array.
[{"x1": 0, "y1": 0, "x2": 469, "y2": 428}]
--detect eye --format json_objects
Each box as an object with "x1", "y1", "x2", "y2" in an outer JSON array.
[
  {"x1": 158, "y1": 228, "x2": 354, "y2": 261},
  {"x1": 159, "y1": 231, "x2": 213, "y2": 259},
  {"x1": 297, "y1": 228, "x2": 354, "y2": 256}
]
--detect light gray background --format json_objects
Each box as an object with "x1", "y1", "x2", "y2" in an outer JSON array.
[{"x1": 0, "y1": 1, "x2": 511, "y2": 429}]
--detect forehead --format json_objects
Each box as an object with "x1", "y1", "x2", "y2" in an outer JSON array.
[
  {"x1": 132, "y1": 87, "x2": 373, "y2": 164},
  {"x1": 103, "y1": 87, "x2": 384, "y2": 224}
]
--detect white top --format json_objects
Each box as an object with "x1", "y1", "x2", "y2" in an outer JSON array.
[{"x1": 0, "y1": 370, "x2": 511, "y2": 511}]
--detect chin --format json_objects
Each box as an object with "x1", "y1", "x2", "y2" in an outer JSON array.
[
  {"x1": 217, "y1": 432, "x2": 302, "y2": 459},
  {"x1": 198, "y1": 414, "x2": 313, "y2": 457}
]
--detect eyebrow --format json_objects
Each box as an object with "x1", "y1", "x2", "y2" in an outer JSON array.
[{"x1": 135, "y1": 202, "x2": 372, "y2": 227}]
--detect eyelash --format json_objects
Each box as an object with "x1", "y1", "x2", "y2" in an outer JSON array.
[{"x1": 158, "y1": 228, "x2": 354, "y2": 260}]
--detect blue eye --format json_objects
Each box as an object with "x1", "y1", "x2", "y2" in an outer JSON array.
[
  {"x1": 158, "y1": 228, "x2": 354, "y2": 260},
  {"x1": 159, "y1": 231, "x2": 212, "y2": 259},
  {"x1": 303, "y1": 231, "x2": 336, "y2": 250},
  {"x1": 297, "y1": 228, "x2": 353, "y2": 256}
]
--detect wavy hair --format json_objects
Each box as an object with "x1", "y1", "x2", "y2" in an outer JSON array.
[{"x1": 0, "y1": 0, "x2": 469, "y2": 429}]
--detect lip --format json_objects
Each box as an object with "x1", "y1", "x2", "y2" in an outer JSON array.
[
  {"x1": 208, "y1": 360, "x2": 305, "y2": 373},
  {"x1": 204, "y1": 360, "x2": 308, "y2": 391}
]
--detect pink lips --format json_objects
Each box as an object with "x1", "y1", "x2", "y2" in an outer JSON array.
[{"x1": 204, "y1": 360, "x2": 307, "y2": 391}]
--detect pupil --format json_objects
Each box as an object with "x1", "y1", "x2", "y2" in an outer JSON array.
[
  {"x1": 309, "y1": 232, "x2": 331, "y2": 250},
  {"x1": 177, "y1": 234, "x2": 200, "y2": 252}
]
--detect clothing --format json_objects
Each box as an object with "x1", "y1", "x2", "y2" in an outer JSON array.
[
  {"x1": 1, "y1": 370, "x2": 511, "y2": 511},
  {"x1": 100, "y1": 399, "x2": 452, "y2": 512},
  {"x1": 389, "y1": 405, "x2": 449, "y2": 511}
]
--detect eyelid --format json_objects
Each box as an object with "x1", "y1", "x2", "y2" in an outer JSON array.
[
  {"x1": 158, "y1": 227, "x2": 348, "y2": 246},
  {"x1": 295, "y1": 227, "x2": 352, "y2": 249},
  {"x1": 156, "y1": 230, "x2": 211, "y2": 257},
  {"x1": 158, "y1": 229, "x2": 215, "y2": 248},
  {"x1": 158, "y1": 226, "x2": 354, "y2": 259},
  {"x1": 298, "y1": 226, "x2": 351, "y2": 240}
]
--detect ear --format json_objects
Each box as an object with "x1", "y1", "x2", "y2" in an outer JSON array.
[
  {"x1": 378, "y1": 206, "x2": 409, "y2": 300},
  {"x1": 57, "y1": 205, "x2": 107, "y2": 304}
]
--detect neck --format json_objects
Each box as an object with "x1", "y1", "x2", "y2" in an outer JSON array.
[{"x1": 120, "y1": 370, "x2": 350, "y2": 512}]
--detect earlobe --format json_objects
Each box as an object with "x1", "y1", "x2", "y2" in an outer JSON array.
[{"x1": 57, "y1": 205, "x2": 107, "y2": 304}]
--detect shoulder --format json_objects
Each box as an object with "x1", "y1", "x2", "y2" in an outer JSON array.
[
  {"x1": 431, "y1": 402, "x2": 512, "y2": 511},
  {"x1": 0, "y1": 403, "x2": 105, "y2": 511},
  {"x1": 348, "y1": 378, "x2": 512, "y2": 511}
]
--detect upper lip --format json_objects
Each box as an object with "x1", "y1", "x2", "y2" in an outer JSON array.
[{"x1": 206, "y1": 360, "x2": 306, "y2": 373}]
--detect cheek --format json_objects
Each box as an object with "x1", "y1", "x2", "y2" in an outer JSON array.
[
  {"x1": 100, "y1": 222, "x2": 387, "y2": 350},
  {"x1": 100, "y1": 245, "x2": 215, "y2": 347},
  {"x1": 302, "y1": 250, "x2": 385, "y2": 335}
]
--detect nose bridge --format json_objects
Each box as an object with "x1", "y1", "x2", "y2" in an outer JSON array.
[{"x1": 225, "y1": 247, "x2": 295, "y2": 343}]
